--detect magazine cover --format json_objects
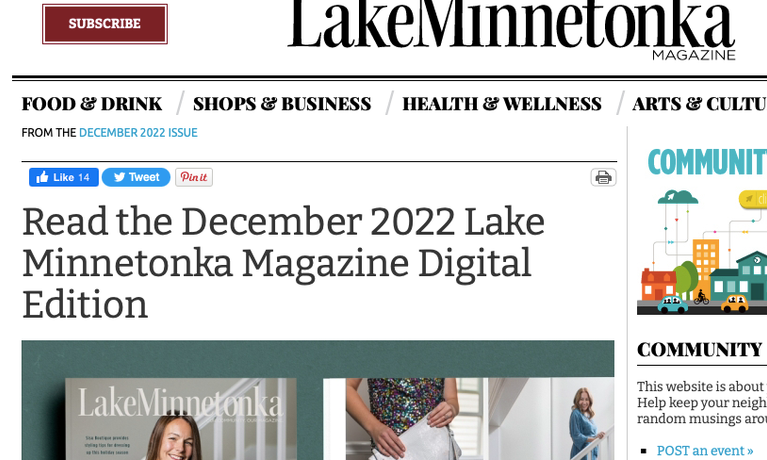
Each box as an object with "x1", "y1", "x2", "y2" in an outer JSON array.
[{"x1": 65, "y1": 378, "x2": 296, "y2": 460}]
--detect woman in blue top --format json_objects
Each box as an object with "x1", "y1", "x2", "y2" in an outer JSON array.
[{"x1": 569, "y1": 387, "x2": 605, "y2": 459}]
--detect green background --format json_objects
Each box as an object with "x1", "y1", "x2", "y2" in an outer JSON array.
[{"x1": 22, "y1": 340, "x2": 613, "y2": 459}]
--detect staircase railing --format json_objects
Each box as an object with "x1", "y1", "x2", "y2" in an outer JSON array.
[{"x1": 570, "y1": 425, "x2": 614, "y2": 460}]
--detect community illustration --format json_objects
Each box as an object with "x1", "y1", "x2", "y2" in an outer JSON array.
[{"x1": 637, "y1": 189, "x2": 767, "y2": 315}]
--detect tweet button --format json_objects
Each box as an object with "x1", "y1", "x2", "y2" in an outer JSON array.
[
  {"x1": 102, "y1": 168, "x2": 170, "y2": 187},
  {"x1": 29, "y1": 168, "x2": 99, "y2": 187}
]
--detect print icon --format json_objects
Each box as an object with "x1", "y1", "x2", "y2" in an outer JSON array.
[
  {"x1": 591, "y1": 168, "x2": 616, "y2": 187},
  {"x1": 596, "y1": 170, "x2": 612, "y2": 184}
]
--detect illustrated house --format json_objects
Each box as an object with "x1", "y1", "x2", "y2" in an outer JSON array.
[
  {"x1": 641, "y1": 268, "x2": 677, "y2": 300},
  {"x1": 709, "y1": 251, "x2": 767, "y2": 301}
]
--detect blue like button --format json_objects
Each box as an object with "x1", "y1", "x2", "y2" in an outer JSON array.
[
  {"x1": 29, "y1": 168, "x2": 99, "y2": 187},
  {"x1": 102, "y1": 168, "x2": 170, "y2": 187}
]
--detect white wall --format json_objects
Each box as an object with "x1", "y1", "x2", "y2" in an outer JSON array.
[
  {"x1": 346, "y1": 379, "x2": 372, "y2": 460},
  {"x1": 499, "y1": 379, "x2": 553, "y2": 460}
]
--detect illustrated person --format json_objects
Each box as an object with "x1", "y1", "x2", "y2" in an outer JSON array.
[
  {"x1": 346, "y1": 378, "x2": 460, "y2": 459},
  {"x1": 570, "y1": 387, "x2": 605, "y2": 460},
  {"x1": 146, "y1": 410, "x2": 203, "y2": 460}
]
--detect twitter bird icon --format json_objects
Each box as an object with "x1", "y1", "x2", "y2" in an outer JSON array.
[{"x1": 114, "y1": 172, "x2": 125, "y2": 182}]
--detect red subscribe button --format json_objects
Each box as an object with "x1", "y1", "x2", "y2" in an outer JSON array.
[{"x1": 43, "y1": 4, "x2": 168, "y2": 44}]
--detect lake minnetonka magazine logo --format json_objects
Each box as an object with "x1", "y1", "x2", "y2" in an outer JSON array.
[
  {"x1": 291, "y1": 0, "x2": 735, "y2": 58},
  {"x1": 78, "y1": 386, "x2": 283, "y2": 417}
]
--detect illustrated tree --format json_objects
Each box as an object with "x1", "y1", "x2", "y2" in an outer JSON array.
[
  {"x1": 682, "y1": 261, "x2": 699, "y2": 300},
  {"x1": 674, "y1": 265, "x2": 691, "y2": 299},
  {"x1": 673, "y1": 261, "x2": 699, "y2": 300}
]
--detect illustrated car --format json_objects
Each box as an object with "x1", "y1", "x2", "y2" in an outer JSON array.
[
  {"x1": 657, "y1": 295, "x2": 688, "y2": 314},
  {"x1": 595, "y1": 170, "x2": 612, "y2": 184},
  {"x1": 721, "y1": 295, "x2": 748, "y2": 313}
]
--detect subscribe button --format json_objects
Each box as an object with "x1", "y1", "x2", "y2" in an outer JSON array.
[{"x1": 43, "y1": 4, "x2": 168, "y2": 44}]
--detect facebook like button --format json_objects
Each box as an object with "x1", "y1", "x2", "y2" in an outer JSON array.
[
  {"x1": 29, "y1": 168, "x2": 99, "y2": 187},
  {"x1": 102, "y1": 168, "x2": 170, "y2": 187}
]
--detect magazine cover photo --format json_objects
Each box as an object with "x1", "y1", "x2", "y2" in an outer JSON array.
[{"x1": 65, "y1": 378, "x2": 297, "y2": 460}]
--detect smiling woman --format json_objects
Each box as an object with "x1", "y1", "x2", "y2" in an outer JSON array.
[
  {"x1": 146, "y1": 411, "x2": 203, "y2": 460},
  {"x1": 570, "y1": 388, "x2": 604, "y2": 460}
]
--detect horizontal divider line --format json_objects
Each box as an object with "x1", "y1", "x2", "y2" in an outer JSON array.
[
  {"x1": 21, "y1": 160, "x2": 618, "y2": 163},
  {"x1": 12, "y1": 74, "x2": 767, "y2": 79},
  {"x1": 15, "y1": 79, "x2": 765, "y2": 83},
  {"x1": 14, "y1": 80, "x2": 767, "y2": 83}
]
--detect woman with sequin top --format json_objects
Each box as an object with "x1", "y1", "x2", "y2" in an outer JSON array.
[
  {"x1": 570, "y1": 387, "x2": 605, "y2": 460},
  {"x1": 346, "y1": 378, "x2": 459, "y2": 459}
]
